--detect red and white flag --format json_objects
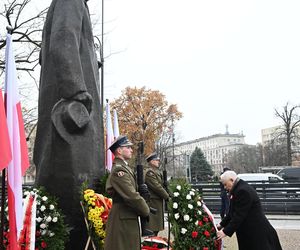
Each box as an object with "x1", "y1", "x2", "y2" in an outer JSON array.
[
  {"x1": 105, "y1": 101, "x2": 114, "y2": 171},
  {"x1": 113, "y1": 109, "x2": 120, "y2": 139},
  {"x1": 0, "y1": 89, "x2": 11, "y2": 171},
  {"x1": 4, "y1": 32, "x2": 30, "y2": 249}
]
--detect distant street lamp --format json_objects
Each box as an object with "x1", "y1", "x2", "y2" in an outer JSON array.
[{"x1": 171, "y1": 117, "x2": 175, "y2": 177}]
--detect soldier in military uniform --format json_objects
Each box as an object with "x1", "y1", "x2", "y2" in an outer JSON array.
[
  {"x1": 104, "y1": 136, "x2": 150, "y2": 250},
  {"x1": 144, "y1": 153, "x2": 170, "y2": 236}
]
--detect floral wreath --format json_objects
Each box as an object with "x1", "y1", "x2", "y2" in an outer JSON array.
[
  {"x1": 2, "y1": 186, "x2": 69, "y2": 249},
  {"x1": 168, "y1": 180, "x2": 221, "y2": 250},
  {"x1": 81, "y1": 188, "x2": 112, "y2": 249}
]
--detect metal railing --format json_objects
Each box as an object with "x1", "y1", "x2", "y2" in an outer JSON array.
[{"x1": 192, "y1": 181, "x2": 300, "y2": 215}]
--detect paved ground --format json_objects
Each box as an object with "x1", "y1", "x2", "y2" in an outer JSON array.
[
  {"x1": 159, "y1": 214, "x2": 300, "y2": 249},
  {"x1": 221, "y1": 215, "x2": 300, "y2": 250},
  {"x1": 222, "y1": 229, "x2": 300, "y2": 250}
]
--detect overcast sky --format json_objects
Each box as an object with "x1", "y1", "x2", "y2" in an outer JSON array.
[
  {"x1": 89, "y1": 0, "x2": 300, "y2": 145},
  {"x1": 5, "y1": 0, "x2": 299, "y2": 145}
]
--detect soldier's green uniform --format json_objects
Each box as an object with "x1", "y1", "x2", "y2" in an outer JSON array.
[
  {"x1": 144, "y1": 166, "x2": 170, "y2": 233},
  {"x1": 104, "y1": 157, "x2": 150, "y2": 250}
]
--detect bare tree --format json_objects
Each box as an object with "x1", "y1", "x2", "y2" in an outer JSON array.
[
  {"x1": 0, "y1": 0, "x2": 48, "y2": 78},
  {"x1": 262, "y1": 140, "x2": 288, "y2": 166},
  {"x1": 274, "y1": 103, "x2": 300, "y2": 165},
  {"x1": 224, "y1": 145, "x2": 262, "y2": 173}
]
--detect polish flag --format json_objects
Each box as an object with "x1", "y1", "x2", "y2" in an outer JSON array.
[
  {"x1": 0, "y1": 89, "x2": 11, "y2": 171},
  {"x1": 4, "y1": 32, "x2": 30, "y2": 249},
  {"x1": 105, "y1": 100, "x2": 114, "y2": 171},
  {"x1": 113, "y1": 109, "x2": 120, "y2": 139}
]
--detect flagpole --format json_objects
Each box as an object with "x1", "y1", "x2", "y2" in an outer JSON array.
[
  {"x1": 0, "y1": 170, "x2": 5, "y2": 250},
  {"x1": 0, "y1": 172, "x2": 6, "y2": 249},
  {"x1": 100, "y1": 0, "x2": 104, "y2": 107},
  {"x1": 0, "y1": 25, "x2": 12, "y2": 250}
]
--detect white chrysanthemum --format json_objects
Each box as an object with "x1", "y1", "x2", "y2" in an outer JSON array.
[
  {"x1": 183, "y1": 214, "x2": 190, "y2": 221},
  {"x1": 173, "y1": 202, "x2": 178, "y2": 209},
  {"x1": 174, "y1": 213, "x2": 180, "y2": 220},
  {"x1": 49, "y1": 204, "x2": 55, "y2": 210},
  {"x1": 197, "y1": 201, "x2": 202, "y2": 207},
  {"x1": 181, "y1": 228, "x2": 187, "y2": 234},
  {"x1": 186, "y1": 194, "x2": 191, "y2": 200},
  {"x1": 176, "y1": 185, "x2": 181, "y2": 191},
  {"x1": 46, "y1": 216, "x2": 52, "y2": 222},
  {"x1": 40, "y1": 223, "x2": 46, "y2": 229},
  {"x1": 52, "y1": 217, "x2": 58, "y2": 223},
  {"x1": 30, "y1": 191, "x2": 35, "y2": 195},
  {"x1": 41, "y1": 230, "x2": 47, "y2": 235},
  {"x1": 36, "y1": 217, "x2": 43, "y2": 223},
  {"x1": 198, "y1": 210, "x2": 202, "y2": 215},
  {"x1": 195, "y1": 220, "x2": 198, "y2": 225},
  {"x1": 42, "y1": 196, "x2": 48, "y2": 201},
  {"x1": 49, "y1": 232, "x2": 55, "y2": 237},
  {"x1": 40, "y1": 205, "x2": 46, "y2": 211},
  {"x1": 188, "y1": 204, "x2": 193, "y2": 209},
  {"x1": 173, "y1": 192, "x2": 180, "y2": 197},
  {"x1": 24, "y1": 191, "x2": 30, "y2": 196},
  {"x1": 189, "y1": 191, "x2": 195, "y2": 196}
]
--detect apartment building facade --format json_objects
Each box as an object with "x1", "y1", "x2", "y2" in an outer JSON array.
[{"x1": 166, "y1": 132, "x2": 246, "y2": 179}]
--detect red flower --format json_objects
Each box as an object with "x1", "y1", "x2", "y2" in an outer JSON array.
[
  {"x1": 191, "y1": 231, "x2": 198, "y2": 238},
  {"x1": 211, "y1": 227, "x2": 215, "y2": 232},
  {"x1": 203, "y1": 217, "x2": 209, "y2": 222},
  {"x1": 204, "y1": 230, "x2": 210, "y2": 237},
  {"x1": 41, "y1": 241, "x2": 47, "y2": 248},
  {"x1": 198, "y1": 220, "x2": 203, "y2": 226},
  {"x1": 36, "y1": 230, "x2": 41, "y2": 237},
  {"x1": 203, "y1": 247, "x2": 209, "y2": 250}
]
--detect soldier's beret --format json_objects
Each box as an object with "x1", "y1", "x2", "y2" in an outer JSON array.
[
  {"x1": 146, "y1": 152, "x2": 160, "y2": 162},
  {"x1": 109, "y1": 135, "x2": 133, "y2": 152}
]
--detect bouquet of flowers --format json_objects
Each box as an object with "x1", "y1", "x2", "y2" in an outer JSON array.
[
  {"x1": 168, "y1": 180, "x2": 221, "y2": 250},
  {"x1": 81, "y1": 189, "x2": 112, "y2": 249},
  {"x1": 3, "y1": 186, "x2": 69, "y2": 249}
]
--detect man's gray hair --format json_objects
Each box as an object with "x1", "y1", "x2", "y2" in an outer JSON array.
[{"x1": 220, "y1": 170, "x2": 238, "y2": 183}]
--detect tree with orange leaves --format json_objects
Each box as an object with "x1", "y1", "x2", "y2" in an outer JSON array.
[{"x1": 111, "y1": 86, "x2": 182, "y2": 156}]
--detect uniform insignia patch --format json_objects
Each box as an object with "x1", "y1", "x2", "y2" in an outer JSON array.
[
  {"x1": 148, "y1": 171, "x2": 155, "y2": 176},
  {"x1": 117, "y1": 171, "x2": 125, "y2": 177}
]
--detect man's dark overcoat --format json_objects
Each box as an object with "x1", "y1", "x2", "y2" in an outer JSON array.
[
  {"x1": 220, "y1": 179, "x2": 282, "y2": 250},
  {"x1": 144, "y1": 166, "x2": 169, "y2": 232},
  {"x1": 33, "y1": 0, "x2": 104, "y2": 248},
  {"x1": 104, "y1": 158, "x2": 150, "y2": 250}
]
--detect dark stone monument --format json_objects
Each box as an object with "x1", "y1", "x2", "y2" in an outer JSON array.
[{"x1": 33, "y1": 0, "x2": 104, "y2": 249}]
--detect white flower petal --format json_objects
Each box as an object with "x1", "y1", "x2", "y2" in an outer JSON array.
[{"x1": 173, "y1": 202, "x2": 178, "y2": 209}]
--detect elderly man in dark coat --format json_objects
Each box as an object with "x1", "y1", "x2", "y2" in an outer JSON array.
[
  {"x1": 217, "y1": 171, "x2": 282, "y2": 250},
  {"x1": 33, "y1": 0, "x2": 104, "y2": 249}
]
